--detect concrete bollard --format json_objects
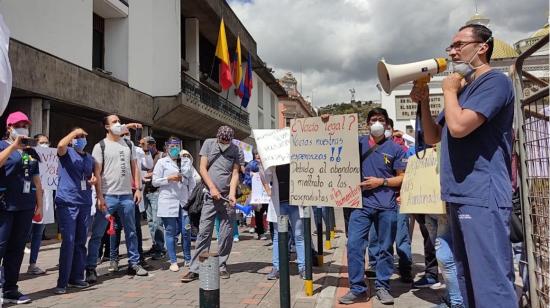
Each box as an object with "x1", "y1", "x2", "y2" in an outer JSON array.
[
  {"x1": 199, "y1": 252, "x2": 220, "y2": 308},
  {"x1": 278, "y1": 215, "x2": 291, "y2": 308},
  {"x1": 302, "y1": 208, "x2": 313, "y2": 296}
]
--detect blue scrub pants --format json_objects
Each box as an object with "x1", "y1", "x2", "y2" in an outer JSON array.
[
  {"x1": 368, "y1": 213, "x2": 412, "y2": 276},
  {"x1": 448, "y1": 202, "x2": 517, "y2": 307},
  {"x1": 0, "y1": 209, "x2": 34, "y2": 294},
  {"x1": 56, "y1": 203, "x2": 91, "y2": 288},
  {"x1": 347, "y1": 207, "x2": 397, "y2": 294}
]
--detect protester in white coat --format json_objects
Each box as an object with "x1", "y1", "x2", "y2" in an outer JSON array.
[{"x1": 152, "y1": 138, "x2": 196, "y2": 272}]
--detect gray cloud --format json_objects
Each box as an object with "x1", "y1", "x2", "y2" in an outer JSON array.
[{"x1": 230, "y1": 0, "x2": 548, "y2": 106}]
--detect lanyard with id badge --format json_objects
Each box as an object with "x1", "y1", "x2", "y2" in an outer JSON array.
[{"x1": 22, "y1": 152, "x2": 32, "y2": 194}]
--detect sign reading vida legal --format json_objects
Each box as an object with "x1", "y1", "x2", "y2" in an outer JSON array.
[
  {"x1": 253, "y1": 128, "x2": 290, "y2": 169},
  {"x1": 34, "y1": 146, "x2": 59, "y2": 190},
  {"x1": 289, "y1": 114, "x2": 361, "y2": 208},
  {"x1": 399, "y1": 148, "x2": 445, "y2": 214}
]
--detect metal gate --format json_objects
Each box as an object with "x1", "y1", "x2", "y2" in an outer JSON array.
[{"x1": 511, "y1": 34, "x2": 549, "y2": 308}]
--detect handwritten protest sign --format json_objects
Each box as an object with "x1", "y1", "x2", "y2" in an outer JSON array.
[
  {"x1": 250, "y1": 173, "x2": 270, "y2": 204},
  {"x1": 289, "y1": 114, "x2": 361, "y2": 208},
  {"x1": 232, "y1": 139, "x2": 253, "y2": 162},
  {"x1": 253, "y1": 128, "x2": 290, "y2": 169},
  {"x1": 399, "y1": 148, "x2": 445, "y2": 214},
  {"x1": 34, "y1": 147, "x2": 59, "y2": 190}
]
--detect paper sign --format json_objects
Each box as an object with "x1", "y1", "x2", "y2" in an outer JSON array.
[
  {"x1": 250, "y1": 173, "x2": 270, "y2": 204},
  {"x1": 232, "y1": 139, "x2": 253, "y2": 163},
  {"x1": 399, "y1": 148, "x2": 445, "y2": 214},
  {"x1": 253, "y1": 128, "x2": 290, "y2": 169},
  {"x1": 289, "y1": 114, "x2": 361, "y2": 208},
  {"x1": 34, "y1": 147, "x2": 59, "y2": 190}
]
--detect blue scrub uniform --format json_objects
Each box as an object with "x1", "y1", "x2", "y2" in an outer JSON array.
[
  {"x1": 438, "y1": 70, "x2": 516, "y2": 307},
  {"x1": 55, "y1": 147, "x2": 94, "y2": 288},
  {"x1": 347, "y1": 137, "x2": 406, "y2": 295},
  {"x1": 0, "y1": 141, "x2": 39, "y2": 295}
]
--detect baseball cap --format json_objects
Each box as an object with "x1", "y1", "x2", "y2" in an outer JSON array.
[{"x1": 6, "y1": 111, "x2": 31, "y2": 127}]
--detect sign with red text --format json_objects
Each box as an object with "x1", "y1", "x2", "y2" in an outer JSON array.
[
  {"x1": 289, "y1": 114, "x2": 361, "y2": 208},
  {"x1": 399, "y1": 148, "x2": 445, "y2": 214},
  {"x1": 34, "y1": 147, "x2": 59, "y2": 190}
]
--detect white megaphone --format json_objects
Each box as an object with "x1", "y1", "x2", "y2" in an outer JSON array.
[{"x1": 377, "y1": 58, "x2": 447, "y2": 94}]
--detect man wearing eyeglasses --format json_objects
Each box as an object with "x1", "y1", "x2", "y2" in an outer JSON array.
[{"x1": 410, "y1": 24, "x2": 516, "y2": 308}]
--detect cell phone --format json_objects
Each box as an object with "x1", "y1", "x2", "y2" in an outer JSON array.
[
  {"x1": 21, "y1": 138, "x2": 37, "y2": 147},
  {"x1": 135, "y1": 127, "x2": 142, "y2": 143}
]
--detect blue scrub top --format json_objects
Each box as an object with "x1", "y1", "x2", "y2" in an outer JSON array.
[
  {"x1": 437, "y1": 70, "x2": 514, "y2": 207},
  {"x1": 56, "y1": 147, "x2": 95, "y2": 206},
  {"x1": 359, "y1": 136, "x2": 407, "y2": 210},
  {"x1": 0, "y1": 140, "x2": 40, "y2": 211}
]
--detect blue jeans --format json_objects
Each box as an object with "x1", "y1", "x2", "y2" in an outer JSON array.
[
  {"x1": 29, "y1": 223, "x2": 46, "y2": 264},
  {"x1": 145, "y1": 192, "x2": 164, "y2": 252},
  {"x1": 425, "y1": 214, "x2": 463, "y2": 306},
  {"x1": 86, "y1": 194, "x2": 140, "y2": 268},
  {"x1": 56, "y1": 203, "x2": 91, "y2": 288},
  {"x1": 347, "y1": 207, "x2": 397, "y2": 294},
  {"x1": 272, "y1": 202, "x2": 305, "y2": 272},
  {"x1": 368, "y1": 213, "x2": 412, "y2": 276},
  {"x1": 161, "y1": 208, "x2": 192, "y2": 264}
]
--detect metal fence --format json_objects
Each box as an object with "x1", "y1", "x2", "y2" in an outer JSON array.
[{"x1": 511, "y1": 34, "x2": 549, "y2": 308}]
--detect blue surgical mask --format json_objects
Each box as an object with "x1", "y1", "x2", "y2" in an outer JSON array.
[
  {"x1": 169, "y1": 147, "x2": 181, "y2": 158},
  {"x1": 72, "y1": 138, "x2": 87, "y2": 151}
]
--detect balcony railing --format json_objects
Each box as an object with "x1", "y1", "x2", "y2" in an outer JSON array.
[{"x1": 182, "y1": 73, "x2": 250, "y2": 125}]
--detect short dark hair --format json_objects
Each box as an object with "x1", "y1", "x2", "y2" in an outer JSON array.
[
  {"x1": 366, "y1": 107, "x2": 389, "y2": 123},
  {"x1": 387, "y1": 118, "x2": 394, "y2": 129},
  {"x1": 34, "y1": 133, "x2": 48, "y2": 141},
  {"x1": 459, "y1": 24, "x2": 493, "y2": 63}
]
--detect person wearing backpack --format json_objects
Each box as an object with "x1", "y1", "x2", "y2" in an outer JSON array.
[{"x1": 84, "y1": 115, "x2": 148, "y2": 283}]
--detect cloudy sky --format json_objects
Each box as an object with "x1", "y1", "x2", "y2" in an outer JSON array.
[{"x1": 229, "y1": 0, "x2": 548, "y2": 106}]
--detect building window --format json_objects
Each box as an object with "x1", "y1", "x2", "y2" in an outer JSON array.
[
  {"x1": 258, "y1": 110, "x2": 264, "y2": 129},
  {"x1": 270, "y1": 93, "x2": 276, "y2": 118},
  {"x1": 92, "y1": 14, "x2": 105, "y2": 69},
  {"x1": 285, "y1": 117, "x2": 291, "y2": 127},
  {"x1": 258, "y1": 82, "x2": 264, "y2": 109}
]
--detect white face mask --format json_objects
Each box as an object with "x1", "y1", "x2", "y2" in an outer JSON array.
[
  {"x1": 10, "y1": 127, "x2": 29, "y2": 140},
  {"x1": 109, "y1": 123, "x2": 124, "y2": 136},
  {"x1": 123, "y1": 135, "x2": 131, "y2": 142},
  {"x1": 449, "y1": 40, "x2": 489, "y2": 80},
  {"x1": 38, "y1": 143, "x2": 49, "y2": 148},
  {"x1": 219, "y1": 143, "x2": 230, "y2": 152},
  {"x1": 370, "y1": 121, "x2": 385, "y2": 137},
  {"x1": 384, "y1": 129, "x2": 392, "y2": 139}
]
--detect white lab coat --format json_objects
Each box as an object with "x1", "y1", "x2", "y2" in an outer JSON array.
[
  {"x1": 134, "y1": 146, "x2": 153, "y2": 212},
  {"x1": 152, "y1": 156, "x2": 197, "y2": 218}
]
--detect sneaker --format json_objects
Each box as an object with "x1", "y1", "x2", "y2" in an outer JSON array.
[
  {"x1": 219, "y1": 270, "x2": 230, "y2": 279},
  {"x1": 181, "y1": 271, "x2": 199, "y2": 283},
  {"x1": 413, "y1": 276, "x2": 439, "y2": 288},
  {"x1": 183, "y1": 260, "x2": 191, "y2": 268},
  {"x1": 85, "y1": 268, "x2": 97, "y2": 284},
  {"x1": 128, "y1": 264, "x2": 148, "y2": 276},
  {"x1": 68, "y1": 281, "x2": 90, "y2": 289},
  {"x1": 338, "y1": 291, "x2": 367, "y2": 305},
  {"x1": 24, "y1": 247, "x2": 30, "y2": 254},
  {"x1": 233, "y1": 237, "x2": 239, "y2": 243},
  {"x1": 260, "y1": 234, "x2": 268, "y2": 240},
  {"x1": 108, "y1": 261, "x2": 119, "y2": 272},
  {"x1": 53, "y1": 287, "x2": 66, "y2": 295},
  {"x1": 430, "y1": 282, "x2": 446, "y2": 290},
  {"x1": 27, "y1": 264, "x2": 46, "y2": 275},
  {"x1": 3, "y1": 291, "x2": 32, "y2": 304},
  {"x1": 376, "y1": 288, "x2": 394, "y2": 305},
  {"x1": 266, "y1": 269, "x2": 279, "y2": 280},
  {"x1": 299, "y1": 270, "x2": 306, "y2": 280},
  {"x1": 169, "y1": 263, "x2": 179, "y2": 272}
]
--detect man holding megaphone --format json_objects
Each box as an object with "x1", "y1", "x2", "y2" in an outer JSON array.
[{"x1": 410, "y1": 24, "x2": 516, "y2": 308}]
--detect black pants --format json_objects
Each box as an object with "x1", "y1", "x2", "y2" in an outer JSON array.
[
  {"x1": 254, "y1": 204, "x2": 268, "y2": 236},
  {"x1": 343, "y1": 208, "x2": 355, "y2": 237},
  {"x1": 414, "y1": 214, "x2": 438, "y2": 279},
  {"x1": 0, "y1": 209, "x2": 34, "y2": 294}
]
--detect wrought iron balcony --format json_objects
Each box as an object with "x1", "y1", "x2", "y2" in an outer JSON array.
[{"x1": 182, "y1": 73, "x2": 249, "y2": 125}]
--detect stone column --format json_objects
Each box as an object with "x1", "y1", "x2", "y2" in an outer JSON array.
[{"x1": 185, "y1": 18, "x2": 200, "y2": 80}]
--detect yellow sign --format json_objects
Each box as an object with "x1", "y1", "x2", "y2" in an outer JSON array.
[{"x1": 399, "y1": 148, "x2": 445, "y2": 214}]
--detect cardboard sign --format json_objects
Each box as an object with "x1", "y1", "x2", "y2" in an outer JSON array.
[
  {"x1": 34, "y1": 147, "x2": 59, "y2": 190},
  {"x1": 253, "y1": 128, "x2": 290, "y2": 169},
  {"x1": 232, "y1": 139, "x2": 253, "y2": 163},
  {"x1": 399, "y1": 148, "x2": 445, "y2": 214},
  {"x1": 289, "y1": 114, "x2": 361, "y2": 208},
  {"x1": 250, "y1": 172, "x2": 270, "y2": 204}
]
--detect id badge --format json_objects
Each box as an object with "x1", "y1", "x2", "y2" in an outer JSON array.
[
  {"x1": 23, "y1": 181, "x2": 31, "y2": 194},
  {"x1": 81, "y1": 180, "x2": 87, "y2": 191}
]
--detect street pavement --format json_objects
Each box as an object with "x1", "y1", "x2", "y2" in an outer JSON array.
[{"x1": 13, "y1": 210, "x2": 445, "y2": 308}]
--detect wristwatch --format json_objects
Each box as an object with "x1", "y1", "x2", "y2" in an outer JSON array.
[{"x1": 382, "y1": 179, "x2": 388, "y2": 187}]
